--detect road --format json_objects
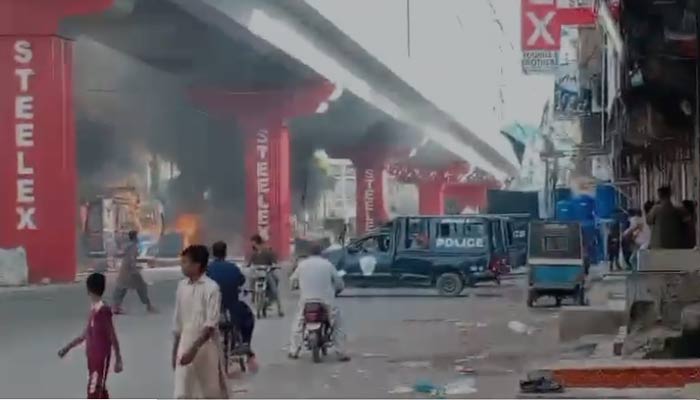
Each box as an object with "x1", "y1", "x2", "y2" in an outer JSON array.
[{"x1": 0, "y1": 269, "x2": 570, "y2": 398}]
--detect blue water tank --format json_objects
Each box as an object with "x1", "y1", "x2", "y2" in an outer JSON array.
[
  {"x1": 556, "y1": 200, "x2": 574, "y2": 221},
  {"x1": 572, "y1": 195, "x2": 596, "y2": 221},
  {"x1": 595, "y1": 184, "x2": 617, "y2": 219},
  {"x1": 554, "y1": 187, "x2": 572, "y2": 204}
]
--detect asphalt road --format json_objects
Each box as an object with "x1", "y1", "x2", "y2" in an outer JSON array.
[{"x1": 0, "y1": 269, "x2": 570, "y2": 398}]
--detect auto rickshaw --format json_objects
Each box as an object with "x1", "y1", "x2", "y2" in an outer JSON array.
[{"x1": 526, "y1": 221, "x2": 589, "y2": 307}]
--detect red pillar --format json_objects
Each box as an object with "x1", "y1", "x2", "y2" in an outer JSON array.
[
  {"x1": 444, "y1": 184, "x2": 489, "y2": 213},
  {"x1": 0, "y1": 0, "x2": 113, "y2": 283},
  {"x1": 418, "y1": 181, "x2": 446, "y2": 215},
  {"x1": 243, "y1": 124, "x2": 291, "y2": 261},
  {"x1": 190, "y1": 81, "x2": 334, "y2": 260},
  {"x1": 353, "y1": 158, "x2": 388, "y2": 234}
]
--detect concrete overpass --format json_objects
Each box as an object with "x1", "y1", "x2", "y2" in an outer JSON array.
[{"x1": 0, "y1": 0, "x2": 517, "y2": 283}]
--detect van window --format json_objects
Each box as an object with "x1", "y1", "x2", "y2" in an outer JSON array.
[
  {"x1": 465, "y1": 223, "x2": 486, "y2": 236},
  {"x1": 544, "y1": 236, "x2": 568, "y2": 252},
  {"x1": 434, "y1": 219, "x2": 488, "y2": 250},
  {"x1": 491, "y1": 220, "x2": 504, "y2": 250},
  {"x1": 405, "y1": 218, "x2": 429, "y2": 249},
  {"x1": 355, "y1": 235, "x2": 390, "y2": 253}
]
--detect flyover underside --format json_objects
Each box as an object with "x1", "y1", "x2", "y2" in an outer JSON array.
[{"x1": 0, "y1": 0, "x2": 496, "y2": 283}]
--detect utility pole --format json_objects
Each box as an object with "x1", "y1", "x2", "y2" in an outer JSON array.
[
  {"x1": 406, "y1": 0, "x2": 411, "y2": 58},
  {"x1": 695, "y1": 1, "x2": 700, "y2": 246}
]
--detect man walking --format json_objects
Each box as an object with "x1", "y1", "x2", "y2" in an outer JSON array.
[
  {"x1": 112, "y1": 230, "x2": 156, "y2": 314},
  {"x1": 647, "y1": 186, "x2": 688, "y2": 250},
  {"x1": 173, "y1": 245, "x2": 228, "y2": 399}
]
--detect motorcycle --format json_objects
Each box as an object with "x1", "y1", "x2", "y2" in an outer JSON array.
[
  {"x1": 302, "y1": 301, "x2": 333, "y2": 363},
  {"x1": 251, "y1": 265, "x2": 279, "y2": 319}
]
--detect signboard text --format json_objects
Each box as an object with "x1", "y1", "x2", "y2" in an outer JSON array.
[
  {"x1": 256, "y1": 129, "x2": 270, "y2": 239},
  {"x1": 13, "y1": 40, "x2": 37, "y2": 230},
  {"x1": 436, "y1": 237, "x2": 485, "y2": 248}
]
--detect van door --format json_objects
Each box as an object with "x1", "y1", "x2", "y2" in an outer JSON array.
[
  {"x1": 393, "y1": 218, "x2": 433, "y2": 286},
  {"x1": 342, "y1": 233, "x2": 394, "y2": 286}
]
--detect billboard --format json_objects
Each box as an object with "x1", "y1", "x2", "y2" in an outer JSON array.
[{"x1": 521, "y1": 0, "x2": 597, "y2": 75}]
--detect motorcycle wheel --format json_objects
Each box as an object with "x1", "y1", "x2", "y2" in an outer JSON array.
[
  {"x1": 255, "y1": 290, "x2": 266, "y2": 319},
  {"x1": 310, "y1": 331, "x2": 322, "y2": 363}
]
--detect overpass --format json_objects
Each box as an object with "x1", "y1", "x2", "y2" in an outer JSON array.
[{"x1": 0, "y1": 0, "x2": 519, "y2": 283}]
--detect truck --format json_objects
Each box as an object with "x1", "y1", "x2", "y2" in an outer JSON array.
[{"x1": 82, "y1": 186, "x2": 164, "y2": 262}]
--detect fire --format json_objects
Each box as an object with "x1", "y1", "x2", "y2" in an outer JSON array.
[{"x1": 173, "y1": 214, "x2": 202, "y2": 248}]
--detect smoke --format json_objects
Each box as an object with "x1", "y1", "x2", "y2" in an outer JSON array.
[{"x1": 72, "y1": 34, "x2": 425, "y2": 248}]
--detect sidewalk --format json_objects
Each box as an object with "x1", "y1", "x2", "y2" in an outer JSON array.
[{"x1": 0, "y1": 265, "x2": 184, "y2": 295}]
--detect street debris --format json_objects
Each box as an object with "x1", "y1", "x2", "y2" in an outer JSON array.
[
  {"x1": 445, "y1": 376, "x2": 477, "y2": 395},
  {"x1": 454, "y1": 352, "x2": 488, "y2": 363},
  {"x1": 508, "y1": 320, "x2": 536, "y2": 335},
  {"x1": 412, "y1": 380, "x2": 445, "y2": 397},
  {"x1": 455, "y1": 365, "x2": 475, "y2": 374},
  {"x1": 400, "y1": 360, "x2": 431, "y2": 368},
  {"x1": 520, "y1": 376, "x2": 564, "y2": 393},
  {"x1": 362, "y1": 352, "x2": 389, "y2": 359},
  {"x1": 388, "y1": 385, "x2": 413, "y2": 394}
]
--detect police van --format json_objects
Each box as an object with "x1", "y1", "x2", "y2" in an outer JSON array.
[{"x1": 322, "y1": 215, "x2": 508, "y2": 296}]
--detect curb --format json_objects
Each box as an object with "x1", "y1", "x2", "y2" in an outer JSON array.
[{"x1": 531, "y1": 360, "x2": 700, "y2": 388}]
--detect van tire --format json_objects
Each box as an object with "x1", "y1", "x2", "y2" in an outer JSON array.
[{"x1": 436, "y1": 273, "x2": 464, "y2": 296}]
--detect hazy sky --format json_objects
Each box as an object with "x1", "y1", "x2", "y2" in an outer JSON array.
[{"x1": 306, "y1": 0, "x2": 553, "y2": 135}]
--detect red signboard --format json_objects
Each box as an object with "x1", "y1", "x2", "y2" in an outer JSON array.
[
  {"x1": 522, "y1": 0, "x2": 561, "y2": 51},
  {"x1": 521, "y1": 0, "x2": 597, "y2": 51}
]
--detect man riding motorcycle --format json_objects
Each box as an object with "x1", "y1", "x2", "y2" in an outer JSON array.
[
  {"x1": 288, "y1": 243, "x2": 349, "y2": 361},
  {"x1": 206, "y1": 241, "x2": 257, "y2": 372},
  {"x1": 246, "y1": 234, "x2": 284, "y2": 317}
]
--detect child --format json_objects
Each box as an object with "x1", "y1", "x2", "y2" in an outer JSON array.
[{"x1": 59, "y1": 273, "x2": 123, "y2": 399}]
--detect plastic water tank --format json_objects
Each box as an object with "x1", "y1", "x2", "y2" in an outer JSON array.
[
  {"x1": 554, "y1": 187, "x2": 572, "y2": 204},
  {"x1": 572, "y1": 195, "x2": 595, "y2": 221},
  {"x1": 595, "y1": 184, "x2": 616, "y2": 219},
  {"x1": 555, "y1": 200, "x2": 574, "y2": 221}
]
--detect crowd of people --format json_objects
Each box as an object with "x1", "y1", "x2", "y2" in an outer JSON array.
[
  {"x1": 608, "y1": 185, "x2": 697, "y2": 271},
  {"x1": 59, "y1": 232, "x2": 348, "y2": 399}
]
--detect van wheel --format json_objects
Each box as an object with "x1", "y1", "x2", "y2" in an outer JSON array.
[{"x1": 437, "y1": 273, "x2": 464, "y2": 297}]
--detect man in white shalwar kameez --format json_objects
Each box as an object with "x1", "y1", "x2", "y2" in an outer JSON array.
[
  {"x1": 289, "y1": 243, "x2": 349, "y2": 361},
  {"x1": 173, "y1": 245, "x2": 228, "y2": 399}
]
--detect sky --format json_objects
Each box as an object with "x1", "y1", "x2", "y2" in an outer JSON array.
[{"x1": 306, "y1": 0, "x2": 553, "y2": 134}]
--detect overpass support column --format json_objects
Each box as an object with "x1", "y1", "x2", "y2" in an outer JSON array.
[
  {"x1": 243, "y1": 123, "x2": 291, "y2": 260},
  {"x1": 353, "y1": 157, "x2": 388, "y2": 234},
  {"x1": 0, "y1": 0, "x2": 113, "y2": 283},
  {"x1": 444, "y1": 184, "x2": 489, "y2": 213},
  {"x1": 189, "y1": 81, "x2": 334, "y2": 259},
  {"x1": 418, "y1": 181, "x2": 446, "y2": 215}
]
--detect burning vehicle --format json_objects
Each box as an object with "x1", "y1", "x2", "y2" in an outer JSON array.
[{"x1": 81, "y1": 186, "x2": 165, "y2": 263}]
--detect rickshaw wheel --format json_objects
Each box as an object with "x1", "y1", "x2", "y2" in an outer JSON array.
[
  {"x1": 436, "y1": 273, "x2": 464, "y2": 297},
  {"x1": 576, "y1": 287, "x2": 587, "y2": 306}
]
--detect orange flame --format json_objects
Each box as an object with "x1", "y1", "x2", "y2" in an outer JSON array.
[{"x1": 173, "y1": 214, "x2": 202, "y2": 248}]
